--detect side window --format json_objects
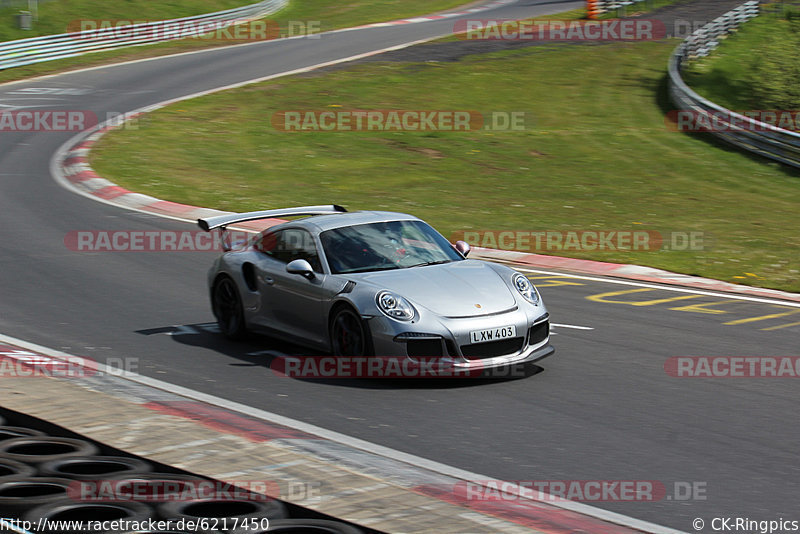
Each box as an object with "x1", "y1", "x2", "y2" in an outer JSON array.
[
  {"x1": 257, "y1": 229, "x2": 322, "y2": 272},
  {"x1": 254, "y1": 230, "x2": 278, "y2": 257}
]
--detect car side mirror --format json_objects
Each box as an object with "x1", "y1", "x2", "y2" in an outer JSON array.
[
  {"x1": 454, "y1": 240, "x2": 471, "y2": 257},
  {"x1": 286, "y1": 259, "x2": 315, "y2": 279}
]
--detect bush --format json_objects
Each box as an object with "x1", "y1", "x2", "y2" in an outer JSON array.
[{"x1": 744, "y1": 9, "x2": 800, "y2": 109}]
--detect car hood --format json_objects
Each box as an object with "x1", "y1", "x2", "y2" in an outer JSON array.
[{"x1": 352, "y1": 260, "x2": 517, "y2": 317}]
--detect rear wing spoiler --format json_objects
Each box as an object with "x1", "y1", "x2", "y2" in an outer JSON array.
[{"x1": 197, "y1": 205, "x2": 347, "y2": 232}]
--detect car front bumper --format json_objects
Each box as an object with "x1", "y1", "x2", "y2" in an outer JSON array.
[{"x1": 366, "y1": 303, "x2": 554, "y2": 373}]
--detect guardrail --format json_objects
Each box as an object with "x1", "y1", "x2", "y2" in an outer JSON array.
[
  {"x1": 668, "y1": 0, "x2": 800, "y2": 169},
  {"x1": 0, "y1": 0, "x2": 288, "y2": 71}
]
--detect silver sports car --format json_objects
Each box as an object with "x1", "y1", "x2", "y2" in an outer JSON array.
[{"x1": 198, "y1": 205, "x2": 553, "y2": 372}]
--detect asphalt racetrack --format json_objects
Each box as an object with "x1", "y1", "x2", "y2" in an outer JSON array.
[{"x1": 0, "y1": 0, "x2": 798, "y2": 531}]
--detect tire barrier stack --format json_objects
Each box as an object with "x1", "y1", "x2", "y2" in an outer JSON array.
[
  {"x1": 0, "y1": 0, "x2": 288, "y2": 72},
  {"x1": 0, "y1": 408, "x2": 376, "y2": 534},
  {"x1": 585, "y1": 0, "x2": 653, "y2": 18},
  {"x1": 668, "y1": 1, "x2": 800, "y2": 169}
]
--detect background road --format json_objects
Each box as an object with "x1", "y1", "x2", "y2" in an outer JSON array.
[{"x1": 1, "y1": 0, "x2": 797, "y2": 530}]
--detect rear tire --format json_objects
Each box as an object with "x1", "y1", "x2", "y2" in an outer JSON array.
[{"x1": 212, "y1": 277, "x2": 247, "y2": 340}]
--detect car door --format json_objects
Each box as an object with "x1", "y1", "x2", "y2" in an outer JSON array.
[{"x1": 253, "y1": 227, "x2": 329, "y2": 344}]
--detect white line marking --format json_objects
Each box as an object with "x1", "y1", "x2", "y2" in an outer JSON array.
[
  {"x1": 518, "y1": 267, "x2": 800, "y2": 308},
  {"x1": 551, "y1": 323, "x2": 594, "y2": 330},
  {"x1": 50, "y1": 34, "x2": 456, "y2": 222},
  {"x1": 35, "y1": 26, "x2": 778, "y2": 534},
  {"x1": 0, "y1": 331, "x2": 684, "y2": 534},
  {"x1": 0, "y1": 0, "x2": 515, "y2": 89},
  {"x1": 28, "y1": 3, "x2": 677, "y2": 531},
  {"x1": 43, "y1": 31, "x2": 798, "y2": 313}
]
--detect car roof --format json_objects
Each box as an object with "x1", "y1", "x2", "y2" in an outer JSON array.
[{"x1": 279, "y1": 210, "x2": 422, "y2": 233}]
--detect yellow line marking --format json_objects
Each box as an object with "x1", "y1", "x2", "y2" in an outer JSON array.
[
  {"x1": 724, "y1": 307, "x2": 800, "y2": 326},
  {"x1": 513, "y1": 267, "x2": 800, "y2": 308},
  {"x1": 761, "y1": 320, "x2": 800, "y2": 331},
  {"x1": 669, "y1": 300, "x2": 744, "y2": 315},
  {"x1": 587, "y1": 288, "x2": 703, "y2": 306},
  {"x1": 525, "y1": 275, "x2": 584, "y2": 287},
  {"x1": 535, "y1": 280, "x2": 585, "y2": 287}
]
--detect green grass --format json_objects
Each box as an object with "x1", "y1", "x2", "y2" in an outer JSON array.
[
  {"x1": 595, "y1": 0, "x2": 689, "y2": 18},
  {"x1": 91, "y1": 39, "x2": 800, "y2": 292},
  {"x1": 683, "y1": 6, "x2": 800, "y2": 110},
  {"x1": 266, "y1": 0, "x2": 469, "y2": 30},
  {"x1": 0, "y1": 0, "x2": 471, "y2": 83},
  {"x1": 0, "y1": 0, "x2": 254, "y2": 41}
]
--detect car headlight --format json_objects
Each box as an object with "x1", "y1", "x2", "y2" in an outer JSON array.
[
  {"x1": 512, "y1": 273, "x2": 540, "y2": 305},
  {"x1": 376, "y1": 291, "x2": 416, "y2": 321}
]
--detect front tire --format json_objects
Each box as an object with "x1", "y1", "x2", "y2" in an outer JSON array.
[
  {"x1": 212, "y1": 276, "x2": 247, "y2": 340},
  {"x1": 330, "y1": 307, "x2": 372, "y2": 357}
]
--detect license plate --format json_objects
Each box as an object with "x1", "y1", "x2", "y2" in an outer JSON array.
[{"x1": 469, "y1": 325, "x2": 516, "y2": 344}]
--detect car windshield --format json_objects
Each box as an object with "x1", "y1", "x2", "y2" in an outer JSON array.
[{"x1": 320, "y1": 220, "x2": 464, "y2": 274}]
